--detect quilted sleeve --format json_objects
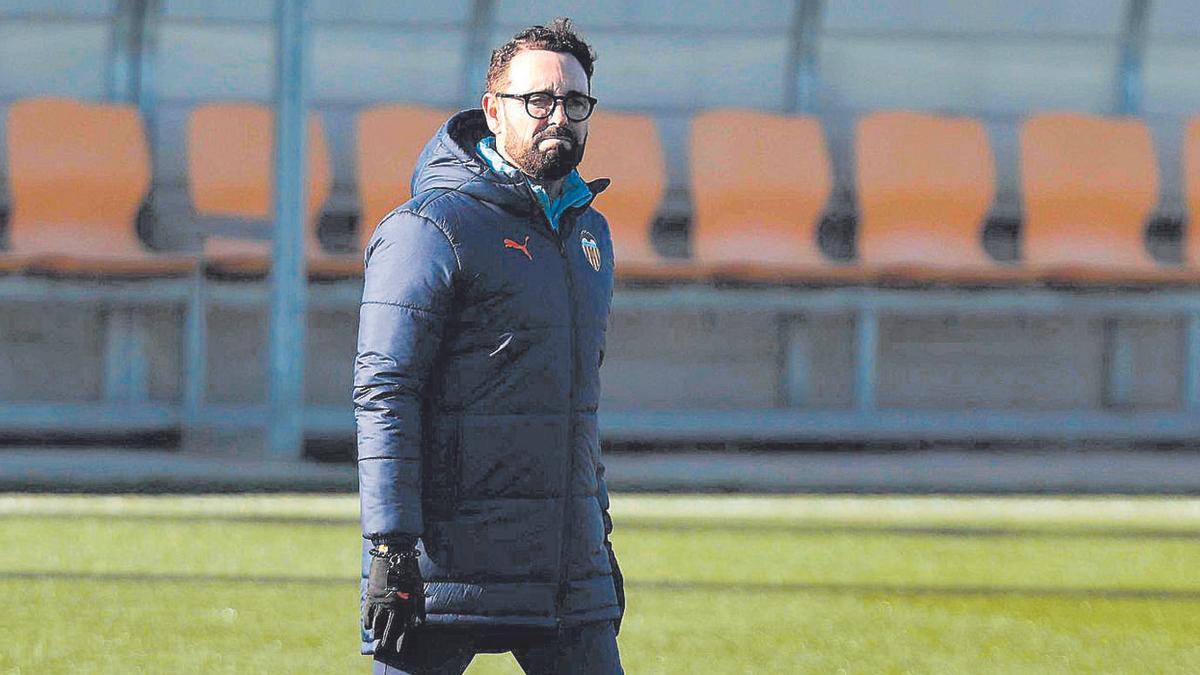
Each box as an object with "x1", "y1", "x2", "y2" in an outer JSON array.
[{"x1": 354, "y1": 209, "x2": 460, "y2": 541}]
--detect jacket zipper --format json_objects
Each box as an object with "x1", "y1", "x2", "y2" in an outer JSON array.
[
  {"x1": 524, "y1": 186, "x2": 592, "y2": 627},
  {"x1": 551, "y1": 210, "x2": 577, "y2": 628}
]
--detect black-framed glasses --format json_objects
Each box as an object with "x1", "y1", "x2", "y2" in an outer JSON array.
[{"x1": 495, "y1": 91, "x2": 598, "y2": 122}]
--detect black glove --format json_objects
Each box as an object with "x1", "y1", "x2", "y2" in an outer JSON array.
[
  {"x1": 606, "y1": 540, "x2": 624, "y2": 635},
  {"x1": 363, "y1": 538, "x2": 425, "y2": 651}
]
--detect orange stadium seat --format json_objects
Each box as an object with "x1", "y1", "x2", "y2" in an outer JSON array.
[
  {"x1": 856, "y1": 110, "x2": 1028, "y2": 283},
  {"x1": 3, "y1": 97, "x2": 195, "y2": 277},
  {"x1": 355, "y1": 104, "x2": 452, "y2": 252},
  {"x1": 187, "y1": 103, "x2": 339, "y2": 277},
  {"x1": 1184, "y1": 117, "x2": 1200, "y2": 267},
  {"x1": 1020, "y1": 113, "x2": 1186, "y2": 283},
  {"x1": 691, "y1": 109, "x2": 861, "y2": 283},
  {"x1": 577, "y1": 110, "x2": 684, "y2": 279}
]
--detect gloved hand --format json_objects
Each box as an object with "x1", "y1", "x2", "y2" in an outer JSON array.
[
  {"x1": 363, "y1": 538, "x2": 425, "y2": 651},
  {"x1": 606, "y1": 540, "x2": 624, "y2": 635}
]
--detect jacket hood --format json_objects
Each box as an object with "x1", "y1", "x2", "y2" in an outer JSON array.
[{"x1": 410, "y1": 109, "x2": 609, "y2": 216}]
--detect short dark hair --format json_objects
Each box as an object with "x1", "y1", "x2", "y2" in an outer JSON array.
[{"x1": 485, "y1": 17, "x2": 596, "y2": 94}]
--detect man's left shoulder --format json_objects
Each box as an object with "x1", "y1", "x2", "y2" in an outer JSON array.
[{"x1": 577, "y1": 207, "x2": 612, "y2": 241}]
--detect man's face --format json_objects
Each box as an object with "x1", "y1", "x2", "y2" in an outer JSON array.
[{"x1": 483, "y1": 49, "x2": 590, "y2": 182}]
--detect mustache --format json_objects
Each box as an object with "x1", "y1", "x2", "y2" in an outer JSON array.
[{"x1": 535, "y1": 127, "x2": 577, "y2": 144}]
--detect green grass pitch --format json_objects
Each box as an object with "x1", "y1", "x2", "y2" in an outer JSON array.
[{"x1": 2, "y1": 494, "x2": 1200, "y2": 673}]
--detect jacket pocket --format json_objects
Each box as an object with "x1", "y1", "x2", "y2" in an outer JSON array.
[
  {"x1": 423, "y1": 414, "x2": 460, "y2": 519},
  {"x1": 464, "y1": 329, "x2": 531, "y2": 405},
  {"x1": 488, "y1": 331, "x2": 517, "y2": 358},
  {"x1": 458, "y1": 415, "x2": 569, "y2": 499},
  {"x1": 442, "y1": 499, "x2": 558, "y2": 579}
]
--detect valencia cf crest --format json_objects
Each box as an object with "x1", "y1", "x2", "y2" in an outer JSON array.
[{"x1": 580, "y1": 230, "x2": 601, "y2": 272}]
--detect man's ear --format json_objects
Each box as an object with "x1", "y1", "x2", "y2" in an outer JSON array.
[{"x1": 481, "y1": 92, "x2": 501, "y2": 134}]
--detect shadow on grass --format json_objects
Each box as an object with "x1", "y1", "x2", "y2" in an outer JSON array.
[
  {"x1": 4, "y1": 571, "x2": 1200, "y2": 602},
  {"x1": 6, "y1": 511, "x2": 1200, "y2": 541}
]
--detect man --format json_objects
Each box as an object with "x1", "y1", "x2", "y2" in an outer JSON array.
[{"x1": 354, "y1": 18, "x2": 624, "y2": 675}]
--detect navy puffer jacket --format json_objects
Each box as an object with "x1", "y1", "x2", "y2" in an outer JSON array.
[{"x1": 354, "y1": 110, "x2": 620, "y2": 653}]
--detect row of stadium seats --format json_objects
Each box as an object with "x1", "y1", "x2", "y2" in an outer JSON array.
[
  {"x1": 0, "y1": 98, "x2": 346, "y2": 279},
  {"x1": 1, "y1": 96, "x2": 1199, "y2": 284},
  {"x1": 680, "y1": 110, "x2": 1200, "y2": 285}
]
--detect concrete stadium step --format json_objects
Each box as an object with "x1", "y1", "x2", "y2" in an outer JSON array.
[{"x1": 2, "y1": 447, "x2": 1200, "y2": 495}]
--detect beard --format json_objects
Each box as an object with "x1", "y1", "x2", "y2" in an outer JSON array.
[{"x1": 505, "y1": 125, "x2": 587, "y2": 182}]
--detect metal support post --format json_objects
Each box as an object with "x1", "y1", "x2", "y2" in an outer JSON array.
[
  {"x1": 785, "y1": 0, "x2": 824, "y2": 114},
  {"x1": 1115, "y1": 0, "x2": 1149, "y2": 115},
  {"x1": 1102, "y1": 317, "x2": 1135, "y2": 409},
  {"x1": 102, "y1": 306, "x2": 130, "y2": 401},
  {"x1": 782, "y1": 316, "x2": 809, "y2": 407},
  {"x1": 1184, "y1": 313, "x2": 1200, "y2": 411},
  {"x1": 103, "y1": 306, "x2": 149, "y2": 403},
  {"x1": 127, "y1": 312, "x2": 148, "y2": 402},
  {"x1": 267, "y1": 0, "x2": 310, "y2": 460},
  {"x1": 854, "y1": 307, "x2": 878, "y2": 413},
  {"x1": 137, "y1": 0, "x2": 161, "y2": 129},
  {"x1": 182, "y1": 268, "x2": 207, "y2": 429},
  {"x1": 109, "y1": 0, "x2": 138, "y2": 102},
  {"x1": 461, "y1": 0, "x2": 497, "y2": 108}
]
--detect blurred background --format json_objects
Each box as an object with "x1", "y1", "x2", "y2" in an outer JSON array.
[
  {"x1": 0, "y1": 0, "x2": 1199, "y2": 481},
  {"x1": 4, "y1": 2, "x2": 1200, "y2": 673}
]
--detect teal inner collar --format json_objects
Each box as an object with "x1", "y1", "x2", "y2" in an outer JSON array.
[{"x1": 477, "y1": 136, "x2": 592, "y2": 232}]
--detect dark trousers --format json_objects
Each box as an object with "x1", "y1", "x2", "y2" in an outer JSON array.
[{"x1": 372, "y1": 621, "x2": 623, "y2": 675}]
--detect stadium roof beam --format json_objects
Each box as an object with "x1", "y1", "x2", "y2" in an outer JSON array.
[{"x1": 267, "y1": 0, "x2": 309, "y2": 460}]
